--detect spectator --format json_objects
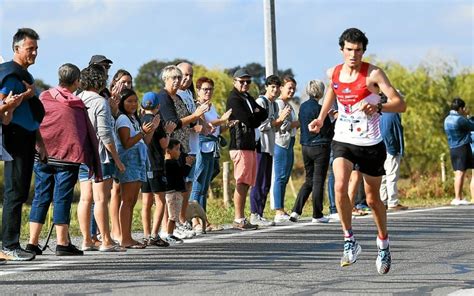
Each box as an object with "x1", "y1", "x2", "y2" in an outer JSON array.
[
  {"x1": 190, "y1": 76, "x2": 232, "y2": 231},
  {"x1": 115, "y1": 88, "x2": 157, "y2": 248},
  {"x1": 26, "y1": 63, "x2": 101, "y2": 256},
  {"x1": 272, "y1": 76, "x2": 300, "y2": 224},
  {"x1": 249, "y1": 75, "x2": 289, "y2": 227},
  {"x1": 380, "y1": 92, "x2": 407, "y2": 211},
  {"x1": 444, "y1": 97, "x2": 474, "y2": 205},
  {"x1": 226, "y1": 68, "x2": 267, "y2": 230},
  {"x1": 163, "y1": 139, "x2": 194, "y2": 244},
  {"x1": 0, "y1": 28, "x2": 45, "y2": 261},
  {"x1": 157, "y1": 65, "x2": 208, "y2": 239},
  {"x1": 76, "y1": 64, "x2": 125, "y2": 252},
  {"x1": 140, "y1": 92, "x2": 175, "y2": 247},
  {"x1": 177, "y1": 62, "x2": 199, "y2": 235},
  {"x1": 290, "y1": 79, "x2": 333, "y2": 223},
  {"x1": 108, "y1": 69, "x2": 134, "y2": 242}
]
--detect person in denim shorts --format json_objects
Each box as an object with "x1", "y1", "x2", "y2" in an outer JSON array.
[{"x1": 115, "y1": 88, "x2": 158, "y2": 249}]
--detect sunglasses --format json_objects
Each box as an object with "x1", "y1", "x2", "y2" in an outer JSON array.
[{"x1": 236, "y1": 79, "x2": 252, "y2": 85}]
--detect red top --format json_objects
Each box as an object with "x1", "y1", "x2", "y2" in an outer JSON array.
[{"x1": 331, "y1": 62, "x2": 372, "y2": 106}]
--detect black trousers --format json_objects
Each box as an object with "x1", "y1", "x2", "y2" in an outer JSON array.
[
  {"x1": 292, "y1": 144, "x2": 330, "y2": 219},
  {"x1": 2, "y1": 124, "x2": 36, "y2": 250}
]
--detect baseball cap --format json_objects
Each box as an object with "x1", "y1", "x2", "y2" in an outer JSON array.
[
  {"x1": 233, "y1": 68, "x2": 251, "y2": 78},
  {"x1": 141, "y1": 92, "x2": 160, "y2": 110},
  {"x1": 89, "y1": 55, "x2": 113, "y2": 66}
]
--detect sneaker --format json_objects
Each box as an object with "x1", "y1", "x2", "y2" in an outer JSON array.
[
  {"x1": 312, "y1": 216, "x2": 330, "y2": 223},
  {"x1": 174, "y1": 227, "x2": 194, "y2": 239},
  {"x1": 340, "y1": 240, "x2": 362, "y2": 267},
  {"x1": 175, "y1": 223, "x2": 195, "y2": 239},
  {"x1": 165, "y1": 235, "x2": 183, "y2": 245},
  {"x1": 148, "y1": 236, "x2": 170, "y2": 247},
  {"x1": 25, "y1": 243, "x2": 43, "y2": 255},
  {"x1": 250, "y1": 213, "x2": 275, "y2": 226},
  {"x1": 56, "y1": 243, "x2": 84, "y2": 256},
  {"x1": 289, "y1": 212, "x2": 299, "y2": 222},
  {"x1": 274, "y1": 213, "x2": 291, "y2": 224},
  {"x1": 0, "y1": 258, "x2": 5, "y2": 265},
  {"x1": 388, "y1": 204, "x2": 408, "y2": 211},
  {"x1": 458, "y1": 199, "x2": 471, "y2": 205},
  {"x1": 181, "y1": 221, "x2": 197, "y2": 237},
  {"x1": 0, "y1": 247, "x2": 35, "y2": 261},
  {"x1": 328, "y1": 213, "x2": 340, "y2": 221},
  {"x1": 233, "y1": 219, "x2": 258, "y2": 230},
  {"x1": 376, "y1": 246, "x2": 392, "y2": 275},
  {"x1": 451, "y1": 198, "x2": 463, "y2": 206}
]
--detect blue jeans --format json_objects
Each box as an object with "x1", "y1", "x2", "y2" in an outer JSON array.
[
  {"x1": 327, "y1": 150, "x2": 337, "y2": 214},
  {"x1": 190, "y1": 151, "x2": 215, "y2": 211},
  {"x1": 29, "y1": 162, "x2": 79, "y2": 225},
  {"x1": 272, "y1": 137, "x2": 295, "y2": 210}
]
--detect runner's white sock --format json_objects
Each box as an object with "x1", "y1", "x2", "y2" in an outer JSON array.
[{"x1": 377, "y1": 235, "x2": 389, "y2": 249}]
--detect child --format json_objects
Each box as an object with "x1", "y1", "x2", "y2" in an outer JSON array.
[
  {"x1": 115, "y1": 88, "x2": 157, "y2": 248},
  {"x1": 164, "y1": 139, "x2": 194, "y2": 244},
  {"x1": 140, "y1": 92, "x2": 176, "y2": 247}
]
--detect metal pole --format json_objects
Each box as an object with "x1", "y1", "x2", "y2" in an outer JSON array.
[
  {"x1": 263, "y1": 0, "x2": 278, "y2": 77},
  {"x1": 223, "y1": 161, "x2": 230, "y2": 208}
]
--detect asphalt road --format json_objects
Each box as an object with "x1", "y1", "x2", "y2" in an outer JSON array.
[{"x1": 0, "y1": 205, "x2": 473, "y2": 295}]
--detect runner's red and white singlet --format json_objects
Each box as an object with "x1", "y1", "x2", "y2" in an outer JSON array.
[{"x1": 331, "y1": 62, "x2": 382, "y2": 146}]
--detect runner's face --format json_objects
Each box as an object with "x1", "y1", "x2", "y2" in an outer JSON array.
[
  {"x1": 341, "y1": 41, "x2": 365, "y2": 68},
  {"x1": 265, "y1": 84, "x2": 280, "y2": 100},
  {"x1": 15, "y1": 37, "x2": 38, "y2": 67},
  {"x1": 123, "y1": 94, "x2": 138, "y2": 115}
]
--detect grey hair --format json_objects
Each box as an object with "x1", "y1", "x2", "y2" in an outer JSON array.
[
  {"x1": 58, "y1": 63, "x2": 80, "y2": 86},
  {"x1": 305, "y1": 80, "x2": 325, "y2": 99},
  {"x1": 12, "y1": 28, "x2": 39, "y2": 52},
  {"x1": 161, "y1": 65, "x2": 182, "y2": 82}
]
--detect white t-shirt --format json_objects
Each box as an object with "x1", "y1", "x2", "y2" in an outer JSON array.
[
  {"x1": 201, "y1": 105, "x2": 220, "y2": 153},
  {"x1": 115, "y1": 114, "x2": 144, "y2": 149},
  {"x1": 177, "y1": 89, "x2": 199, "y2": 155}
]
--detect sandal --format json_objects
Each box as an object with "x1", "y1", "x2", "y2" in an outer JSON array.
[
  {"x1": 100, "y1": 244, "x2": 127, "y2": 252},
  {"x1": 82, "y1": 245, "x2": 99, "y2": 251},
  {"x1": 352, "y1": 208, "x2": 368, "y2": 216},
  {"x1": 206, "y1": 224, "x2": 224, "y2": 232},
  {"x1": 123, "y1": 241, "x2": 146, "y2": 249}
]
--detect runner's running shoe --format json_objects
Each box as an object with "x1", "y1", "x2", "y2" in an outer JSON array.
[
  {"x1": 376, "y1": 246, "x2": 392, "y2": 274},
  {"x1": 340, "y1": 240, "x2": 361, "y2": 267}
]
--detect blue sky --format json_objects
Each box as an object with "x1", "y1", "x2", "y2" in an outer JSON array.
[{"x1": 1, "y1": 0, "x2": 472, "y2": 94}]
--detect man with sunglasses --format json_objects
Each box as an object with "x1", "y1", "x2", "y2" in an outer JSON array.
[{"x1": 226, "y1": 69, "x2": 267, "y2": 230}]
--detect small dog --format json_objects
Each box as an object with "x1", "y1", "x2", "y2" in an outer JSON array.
[{"x1": 186, "y1": 200, "x2": 207, "y2": 233}]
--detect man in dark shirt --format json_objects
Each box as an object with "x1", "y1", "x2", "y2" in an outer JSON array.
[
  {"x1": 226, "y1": 69, "x2": 267, "y2": 230},
  {"x1": 0, "y1": 28, "x2": 46, "y2": 261}
]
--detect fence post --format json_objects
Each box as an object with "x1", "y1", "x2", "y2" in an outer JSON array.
[
  {"x1": 223, "y1": 161, "x2": 230, "y2": 208},
  {"x1": 440, "y1": 153, "x2": 446, "y2": 183}
]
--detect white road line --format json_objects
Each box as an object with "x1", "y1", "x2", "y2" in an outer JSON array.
[{"x1": 0, "y1": 205, "x2": 468, "y2": 276}]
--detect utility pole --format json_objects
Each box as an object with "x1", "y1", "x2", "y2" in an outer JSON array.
[{"x1": 263, "y1": 0, "x2": 277, "y2": 77}]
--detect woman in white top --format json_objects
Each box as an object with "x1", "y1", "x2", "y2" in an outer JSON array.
[
  {"x1": 189, "y1": 77, "x2": 232, "y2": 229},
  {"x1": 272, "y1": 76, "x2": 300, "y2": 223}
]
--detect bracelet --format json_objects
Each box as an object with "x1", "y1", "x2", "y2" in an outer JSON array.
[
  {"x1": 376, "y1": 102, "x2": 383, "y2": 114},
  {"x1": 139, "y1": 128, "x2": 147, "y2": 137}
]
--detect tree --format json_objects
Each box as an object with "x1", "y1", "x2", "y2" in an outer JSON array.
[
  {"x1": 225, "y1": 62, "x2": 294, "y2": 94},
  {"x1": 134, "y1": 58, "x2": 192, "y2": 93},
  {"x1": 35, "y1": 78, "x2": 51, "y2": 92}
]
